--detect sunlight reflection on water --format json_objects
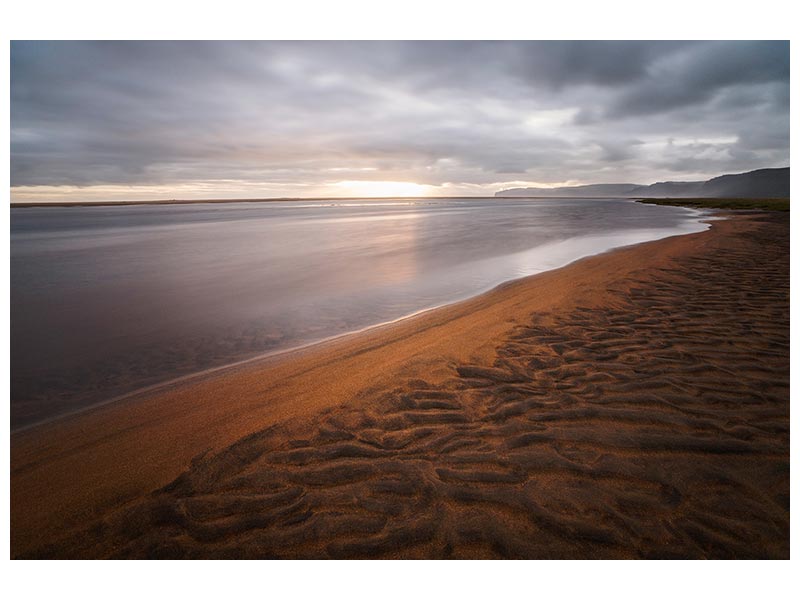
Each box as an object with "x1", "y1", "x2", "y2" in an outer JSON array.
[{"x1": 10, "y1": 198, "x2": 707, "y2": 428}]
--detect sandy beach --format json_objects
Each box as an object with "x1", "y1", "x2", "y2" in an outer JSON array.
[{"x1": 10, "y1": 211, "x2": 789, "y2": 559}]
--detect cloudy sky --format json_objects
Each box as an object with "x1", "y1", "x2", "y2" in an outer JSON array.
[{"x1": 10, "y1": 40, "x2": 789, "y2": 201}]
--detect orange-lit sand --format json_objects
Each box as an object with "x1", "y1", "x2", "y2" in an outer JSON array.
[{"x1": 10, "y1": 213, "x2": 789, "y2": 558}]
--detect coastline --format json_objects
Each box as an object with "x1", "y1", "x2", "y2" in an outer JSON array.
[
  {"x1": 10, "y1": 212, "x2": 789, "y2": 558},
  {"x1": 11, "y1": 202, "x2": 709, "y2": 434}
]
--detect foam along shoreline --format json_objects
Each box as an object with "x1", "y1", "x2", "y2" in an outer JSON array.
[
  {"x1": 11, "y1": 212, "x2": 788, "y2": 558},
  {"x1": 11, "y1": 206, "x2": 709, "y2": 434}
]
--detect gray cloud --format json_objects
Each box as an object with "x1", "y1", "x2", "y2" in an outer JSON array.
[
  {"x1": 10, "y1": 40, "x2": 790, "y2": 196},
  {"x1": 606, "y1": 41, "x2": 789, "y2": 117}
]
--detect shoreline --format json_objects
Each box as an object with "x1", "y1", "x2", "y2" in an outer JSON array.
[
  {"x1": 11, "y1": 207, "x2": 710, "y2": 434},
  {"x1": 11, "y1": 212, "x2": 789, "y2": 558},
  {"x1": 10, "y1": 293, "x2": 490, "y2": 435}
]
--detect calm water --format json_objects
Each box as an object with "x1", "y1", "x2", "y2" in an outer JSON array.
[{"x1": 10, "y1": 198, "x2": 707, "y2": 428}]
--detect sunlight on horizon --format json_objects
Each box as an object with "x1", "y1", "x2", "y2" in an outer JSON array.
[
  {"x1": 10, "y1": 180, "x2": 448, "y2": 203},
  {"x1": 329, "y1": 180, "x2": 436, "y2": 198}
]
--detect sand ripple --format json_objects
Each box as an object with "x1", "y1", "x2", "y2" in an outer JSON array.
[{"x1": 25, "y1": 214, "x2": 788, "y2": 559}]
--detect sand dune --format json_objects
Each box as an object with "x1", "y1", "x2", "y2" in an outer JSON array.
[{"x1": 11, "y1": 213, "x2": 789, "y2": 559}]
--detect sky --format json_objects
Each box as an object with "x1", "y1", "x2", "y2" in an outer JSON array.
[{"x1": 10, "y1": 40, "x2": 790, "y2": 201}]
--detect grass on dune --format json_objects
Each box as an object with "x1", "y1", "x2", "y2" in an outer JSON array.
[{"x1": 637, "y1": 198, "x2": 789, "y2": 211}]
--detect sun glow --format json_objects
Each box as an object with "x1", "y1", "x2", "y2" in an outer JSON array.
[{"x1": 330, "y1": 180, "x2": 435, "y2": 198}]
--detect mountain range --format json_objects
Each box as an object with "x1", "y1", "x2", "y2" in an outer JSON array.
[{"x1": 495, "y1": 167, "x2": 789, "y2": 199}]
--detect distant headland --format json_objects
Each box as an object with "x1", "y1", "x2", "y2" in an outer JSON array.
[{"x1": 496, "y1": 167, "x2": 789, "y2": 199}]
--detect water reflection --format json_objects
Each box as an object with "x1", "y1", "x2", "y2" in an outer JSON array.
[{"x1": 10, "y1": 198, "x2": 707, "y2": 428}]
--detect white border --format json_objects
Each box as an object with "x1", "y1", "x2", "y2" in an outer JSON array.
[{"x1": 2, "y1": 2, "x2": 796, "y2": 599}]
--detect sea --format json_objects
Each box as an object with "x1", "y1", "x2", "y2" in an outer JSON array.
[{"x1": 10, "y1": 197, "x2": 708, "y2": 429}]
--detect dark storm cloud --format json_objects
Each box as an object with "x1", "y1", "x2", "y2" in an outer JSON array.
[
  {"x1": 10, "y1": 40, "x2": 789, "y2": 195},
  {"x1": 508, "y1": 41, "x2": 693, "y2": 89},
  {"x1": 606, "y1": 41, "x2": 789, "y2": 117}
]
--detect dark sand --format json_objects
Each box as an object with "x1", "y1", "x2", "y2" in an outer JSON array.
[{"x1": 10, "y1": 213, "x2": 789, "y2": 558}]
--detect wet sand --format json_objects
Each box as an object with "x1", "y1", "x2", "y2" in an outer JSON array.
[{"x1": 10, "y1": 212, "x2": 789, "y2": 558}]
